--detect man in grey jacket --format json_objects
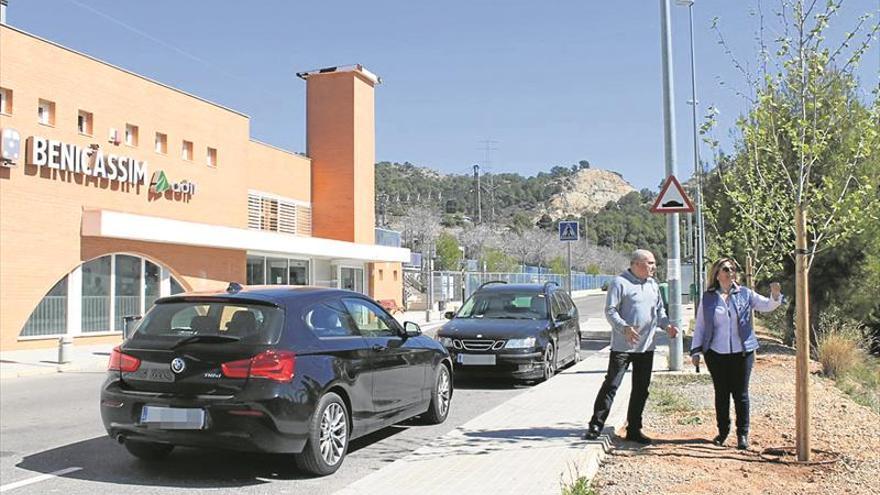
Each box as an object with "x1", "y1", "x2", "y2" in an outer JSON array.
[{"x1": 583, "y1": 249, "x2": 678, "y2": 444}]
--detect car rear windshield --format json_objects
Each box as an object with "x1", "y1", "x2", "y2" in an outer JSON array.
[
  {"x1": 130, "y1": 301, "x2": 285, "y2": 346},
  {"x1": 456, "y1": 291, "x2": 547, "y2": 320}
]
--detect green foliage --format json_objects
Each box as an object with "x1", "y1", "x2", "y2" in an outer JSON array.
[
  {"x1": 702, "y1": 1, "x2": 880, "y2": 341},
  {"x1": 549, "y1": 256, "x2": 567, "y2": 274},
  {"x1": 586, "y1": 264, "x2": 600, "y2": 275},
  {"x1": 561, "y1": 477, "x2": 596, "y2": 495},
  {"x1": 435, "y1": 232, "x2": 462, "y2": 271},
  {"x1": 588, "y1": 191, "x2": 668, "y2": 276},
  {"x1": 482, "y1": 248, "x2": 518, "y2": 272},
  {"x1": 375, "y1": 160, "x2": 593, "y2": 223}
]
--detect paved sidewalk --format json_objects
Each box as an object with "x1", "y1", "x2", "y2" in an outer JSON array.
[
  {"x1": 337, "y1": 342, "x2": 674, "y2": 495},
  {"x1": 0, "y1": 342, "x2": 115, "y2": 380}
]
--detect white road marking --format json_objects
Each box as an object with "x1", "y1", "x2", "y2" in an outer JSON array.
[{"x1": 0, "y1": 467, "x2": 82, "y2": 492}]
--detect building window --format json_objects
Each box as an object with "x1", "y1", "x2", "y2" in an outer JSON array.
[
  {"x1": 124, "y1": 124, "x2": 139, "y2": 146},
  {"x1": 0, "y1": 87, "x2": 12, "y2": 114},
  {"x1": 182, "y1": 140, "x2": 193, "y2": 161},
  {"x1": 38, "y1": 99, "x2": 55, "y2": 125},
  {"x1": 246, "y1": 255, "x2": 310, "y2": 286},
  {"x1": 20, "y1": 254, "x2": 185, "y2": 338},
  {"x1": 77, "y1": 110, "x2": 93, "y2": 135},
  {"x1": 82, "y1": 256, "x2": 111, "y2": 333},
  {"x1": 206, "y1": 147, "x2": 217, "y2": 167},
  {"x1": 154, "y1": 133, "x2": 167, "y2": 154},
  {"x1": 379, "y1": 269, "x2": 384, "y2": 281},
  {"x1": 20, "y1": 276, "x2": 68, "y2": 337},
  {"x1": 393, "y1": 270, "x2": 398, "y2": 282}
]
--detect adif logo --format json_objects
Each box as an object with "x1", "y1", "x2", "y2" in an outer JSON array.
[
  {"x1": 1, "y1": 128, "x2": 21, "y2": 165},
  {"x1": 150, "y1": 170, "x2": 196, "y2": 195}
]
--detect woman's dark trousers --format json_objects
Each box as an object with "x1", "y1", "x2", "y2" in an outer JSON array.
[
  {"x1": 704, "y1": 350, "x2": 755, "y2": 436},
  {"x1": 588, "y1": 351, "x2": 655, "y2": 434}
]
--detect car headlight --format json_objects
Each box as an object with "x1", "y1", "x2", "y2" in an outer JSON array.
[
  {"x1": 505, "y1": 337, "x2": 536, "y2": 349},
  {"x1": 437, "y1": 336, "x2": 454, "y2": 347}
]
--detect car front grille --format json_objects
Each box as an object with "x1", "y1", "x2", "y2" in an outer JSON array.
[{"x1": 461, "y1": 339, "x2": 506, "y2": 351}]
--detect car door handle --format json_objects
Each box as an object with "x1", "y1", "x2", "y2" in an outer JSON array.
[{"x1": 371, "y1": 344, "x2": 387, "y2": 352}]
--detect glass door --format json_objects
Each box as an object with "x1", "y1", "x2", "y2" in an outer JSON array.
[{"x1": 340, "y1": 267, "x2": 365, "y2": 294}]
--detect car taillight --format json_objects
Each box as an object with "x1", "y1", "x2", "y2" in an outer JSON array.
[
  {"x1": 108, "y1": 346, "x2": 141, "y2": 372},
  {"x1": 221, "y1": 350, "x2": 296, "y2": 383}
]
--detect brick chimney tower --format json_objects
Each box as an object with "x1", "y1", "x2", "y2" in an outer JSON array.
[{"x1": 297, "y1": 65, "x2": 379, "y2": 245}]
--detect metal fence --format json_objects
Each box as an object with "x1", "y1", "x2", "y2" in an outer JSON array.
[{"x1": 424, "y1": 271, "x2": 616, "y2": 307}]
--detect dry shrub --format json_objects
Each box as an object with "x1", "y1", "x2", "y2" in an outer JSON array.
[{"x1": 816, "y1": 310, "x2": 869, "y2": 378}]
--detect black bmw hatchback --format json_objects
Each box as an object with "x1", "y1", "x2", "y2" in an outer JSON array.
[
  {"x1": 100, "y1": 285, "x2": 452, "y2": 476},
  {"x1": 436, "y1": 282, "x2": 580, "y2": 382}
]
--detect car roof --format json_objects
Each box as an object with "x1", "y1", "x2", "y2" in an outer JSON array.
[
  {"x1": 156, "y1": 285, "x2": 360, "y2": 305},
  {"x1": 477, "y1": 283, "x2": 557, "y2": 294}
]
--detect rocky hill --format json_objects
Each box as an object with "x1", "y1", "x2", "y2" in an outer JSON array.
[{"x1": 545, "y1": 168, "x2": 636, "y2": 217}]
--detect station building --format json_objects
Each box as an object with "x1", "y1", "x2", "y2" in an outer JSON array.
[{"x1": 0, "y1": 21, "x2": 408, "y2": 350}]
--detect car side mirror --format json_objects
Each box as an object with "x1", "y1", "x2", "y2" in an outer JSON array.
[
  {"x1": 403, "y1": 321, "x2": 421, "y2": 337},
  {"x1": 555, "y1": 313, "x2": 571, "y2": 322},
  {"x1": 444, "y1": 311, "x2": 455, "y2": 320}
]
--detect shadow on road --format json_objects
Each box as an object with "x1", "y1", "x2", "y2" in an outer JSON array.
[{"x1": 16, "y1": 424, "x2": 407, "y2": 489}]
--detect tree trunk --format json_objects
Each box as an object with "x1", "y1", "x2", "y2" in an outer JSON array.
[{"x1": 795, "y1": 206, "x2": 811, "y2": 462}]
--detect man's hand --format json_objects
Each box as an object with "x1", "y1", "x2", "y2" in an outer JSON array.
[
  {"x1": 666, "y1": 324, "x2": 679, "y2": 338},
  {"x1": 625, "y1": 326, "x2": 640, "y2": 345},
  {"x1": 691, "y1": 354, "x2": 701, "y2": 373},
  {"x1": 770, "y1": 282, "x2": 782, "y2": 300}
]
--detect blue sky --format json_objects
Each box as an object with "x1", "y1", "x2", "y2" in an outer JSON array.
[{"x1": 6, "y1": 0, "x2": 878, "y2": 190}]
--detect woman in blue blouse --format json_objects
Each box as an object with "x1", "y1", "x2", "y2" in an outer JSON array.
[{"x1": 690, "y1": 258, "x2": 782, "y2": 450}]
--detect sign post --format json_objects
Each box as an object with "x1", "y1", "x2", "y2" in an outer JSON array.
[
  {"x1": 651, "y1": 175, "x2": 695, "y2": 371},
  {"x1": 558, "y1": 221, "x2": 579, "y2": 294}
]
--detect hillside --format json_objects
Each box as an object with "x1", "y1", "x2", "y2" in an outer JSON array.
[{"x1": 375, "y1": 161, "x2": 636, "y2": 223}]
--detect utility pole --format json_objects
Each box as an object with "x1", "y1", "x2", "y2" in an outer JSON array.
[
  {"x1": 473, "y1": 164, "x2": 482, "y2": 224},
  {"x1": 660, "y1": 0, "x2": 683, "y2": 371},
  {"x1": 677, "y1": 0, "x2": 706, "y2": 302}
]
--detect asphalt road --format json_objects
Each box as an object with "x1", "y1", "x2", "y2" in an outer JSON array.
[{"x1": 0, "y1": 293, "x2": 608, "y2": 495}]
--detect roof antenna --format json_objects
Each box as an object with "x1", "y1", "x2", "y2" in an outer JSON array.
[{"x1": 226, "y1": 282, "x2": 243, "y2": 293}]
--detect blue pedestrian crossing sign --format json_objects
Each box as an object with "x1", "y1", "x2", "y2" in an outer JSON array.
[{"x1": 558, "y1": 221, "x2": 579, "y2": 242}]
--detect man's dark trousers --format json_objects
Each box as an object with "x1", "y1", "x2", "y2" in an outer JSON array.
[{"x1": 588, "y1": 351, "x2": 654, "y2": 433}]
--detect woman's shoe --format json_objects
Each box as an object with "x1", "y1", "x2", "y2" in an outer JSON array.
[
  {"x1": 736, "y1": 434, "x2": 749, "y2": 450},
  {"x1": 712, "y1": 433, "x2": 728, "y2": 446}
]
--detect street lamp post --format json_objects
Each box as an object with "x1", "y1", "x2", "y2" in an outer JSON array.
[
  {"x1": 660, "y1": 0, "x2": 684, "y2": 371},
  {"x1": 677, "y1": 0, "x2": 706, "y2": 310}
]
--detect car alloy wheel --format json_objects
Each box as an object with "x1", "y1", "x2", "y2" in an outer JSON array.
[
  {"x1": 542, "y1": 342, "x2": 556, "y2": 381},
  {"x1": 295, "y1": 392, "x2": 350, "y2": 475},
  {"x1": 422, "y1": 364, "x2": 452, "y2": 424},
  {"x1": 319, "y1": 402, "x2": 347, "y2": 466},
  {"x1": 437, "y1": 366, "x2": 451, "y2": 417}
]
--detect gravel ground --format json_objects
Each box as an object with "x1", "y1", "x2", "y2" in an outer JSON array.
[{"x1": 591, "y1": 342, "x2": 880, "y2": 495}]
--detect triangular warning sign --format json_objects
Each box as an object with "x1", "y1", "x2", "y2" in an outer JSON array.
[{"x1": 651, "y1": 175, "x2": 695, "y2": 213}]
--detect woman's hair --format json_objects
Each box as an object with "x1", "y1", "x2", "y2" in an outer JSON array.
[{"x1": 706, "y1": 257, "x2": 740, "y2": 292}]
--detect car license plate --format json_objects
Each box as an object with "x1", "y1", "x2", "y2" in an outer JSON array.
[
  {"x1": 140, "y1": 406, "x2": 205, "y2": 429},
  {"x1": 458, "y1": 354, "x2": 496, "y2": 365},
  {"x1": 125, "y1": 363, "x2": 174, "y2": 383}
]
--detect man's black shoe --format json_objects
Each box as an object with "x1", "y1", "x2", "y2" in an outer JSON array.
[
  {"x1": 736, "y1": 434, "x2": 749, "y2": 450},
  {"x1": 712, "y1": 432, "x2": 728, "y2": 446},
  {"x1": 583, "y1": 425, "x2": 601, "y2": 440},
  {"x1": 624, "y1": 430, "x2": 653, "y2": 445}
]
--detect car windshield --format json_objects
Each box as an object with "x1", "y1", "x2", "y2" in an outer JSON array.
[
  {"x1": 129, "y1": 301, "x2": 285, "y2": 346},
  {"x1": 456, "y1": 291, "x2": 547, "y2": 320}
]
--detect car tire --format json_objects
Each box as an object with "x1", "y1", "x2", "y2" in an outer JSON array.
[
  {"x1": 295, "y1": 392, "x2": 349, "y2": 476},
  {"x1": 124, "y1": 440, "x2": 174, "y2": 460},
  {"x1": 539, "y1": 341, "x2": 556, "y2": 382},
  {"x1": 421, "y1": 364, "x2": 452, "y2": 425}
]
